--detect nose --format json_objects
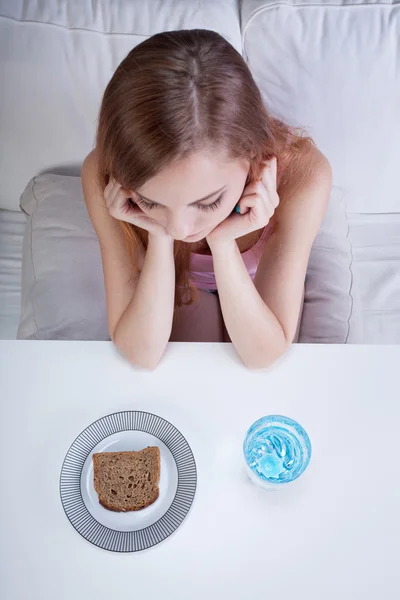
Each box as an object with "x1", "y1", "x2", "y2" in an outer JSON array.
[{"x1": 166, "y1": 209, "x2": 196, "y2": 240}]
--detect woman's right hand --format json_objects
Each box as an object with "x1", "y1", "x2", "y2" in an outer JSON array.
[{"x1": 104, "y1": 176, "x2": 170, "y2": 239}]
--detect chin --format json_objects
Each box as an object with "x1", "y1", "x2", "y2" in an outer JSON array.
[{"x1": 182, "y1": 229, "x2": 209, "y2": 243}]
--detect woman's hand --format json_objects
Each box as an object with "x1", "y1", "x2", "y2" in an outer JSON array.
[
  {"x1": 207, "y1": 157, "x2": 279, "y2": 247},
  {"x1": 104, "y1": 177, "x2": 170, "y2": 239}
]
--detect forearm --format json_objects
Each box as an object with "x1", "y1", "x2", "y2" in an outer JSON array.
[
  {"x1": 210, "y1": 239, "x2": 288, "y2": 369},
  {"x1": 114, "y1": 235, "x2": 175, "y2": 369}
]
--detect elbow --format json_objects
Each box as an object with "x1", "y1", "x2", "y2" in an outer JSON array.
[
  {"x1": 241, "y1": 338, "x2": 291, "y2": 371},
  {"x1": 118, "y1": 344, "x2": 163, "y2": 371},
  {"x1": 126, "y1": 353, "x2": 162, "y2": 371},
  {"x1": 111, "y1": 331, "x2": 164, "y2": 371}
]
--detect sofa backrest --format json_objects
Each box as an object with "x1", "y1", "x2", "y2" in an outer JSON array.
[{"x1": 242, "y1": 0, "x2": 400, "y2": 214}]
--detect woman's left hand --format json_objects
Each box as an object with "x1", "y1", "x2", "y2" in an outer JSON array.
[{"x1": 206, "y1": 157, "x2": 280, "y2": 246}]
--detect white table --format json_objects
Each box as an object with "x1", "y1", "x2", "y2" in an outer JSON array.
[{"x1": 1, "y1": 340, "x2": 399, "y2": 600}]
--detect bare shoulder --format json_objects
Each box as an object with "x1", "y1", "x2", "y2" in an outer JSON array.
[
  {"x1": 296, "y1": 145, "x2": 332, "y2": 214},
  {"x1": 306, "y1": 145, "x2": 332, "y2": 187},
  {"x1": 81, "y1": 148, "x2": 103, "y2": 204},
  {"x1": 81, "y1": 148, "x2": 122, "y2": 249},
  {"x1": 283, "y1": 144, "x2": 332, "y2": 198},
  {"x1": 275, "y1": 144, "x2": 332, "y2": 234},
  {"x1": 82, "y1": 146, "x2": 99, "y2": 171}
]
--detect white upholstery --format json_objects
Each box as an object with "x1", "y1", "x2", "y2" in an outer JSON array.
[
  {"x1": 17, "y1": 175, "x2": 110, "y2": 341},
  {"x1": 0, "y1": 209, "x2": 26, "y2": 339},
  {"x1": 348, "y1": 213, "x2": 400, "y2": 343},
  {"x1": 241, "y1": 0, "x2": 400, "y2": 214}
]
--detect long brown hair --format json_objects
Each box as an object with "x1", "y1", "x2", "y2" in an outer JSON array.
[{"x1": 96, "y1": 29, "x2": 314, "y2": 307}]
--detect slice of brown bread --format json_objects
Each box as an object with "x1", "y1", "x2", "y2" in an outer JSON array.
[{"x1": 93, "y1": 447, "x2": 160, "y2": 512}]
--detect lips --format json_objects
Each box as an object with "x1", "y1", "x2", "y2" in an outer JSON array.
[{"x1": 185, "y1": 230, "x2": 203, "y2": 240}]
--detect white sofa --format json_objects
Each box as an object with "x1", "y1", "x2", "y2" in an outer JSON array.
[{"x1": 0, "y1": 0, "x2": 399, "y2": 343}]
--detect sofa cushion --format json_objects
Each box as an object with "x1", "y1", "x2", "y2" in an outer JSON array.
[
  {"x1": 18, "y1": 175, "x2": 109, "y2": 340},
  {"x1": 17, "y1": 174, "x2": 361, "y2": 344},
  {"x1": 300, "y1": 189, "x2": 363, "y2": 344},
  {"x1": 0, "y1": 209, "x2": 26, "y2": 339},
  {"x1": 348, "y1": 213, "x2": 400, "y2": 343},
  {"x1": 241, "y1": 0, "x2": 400, "y2": 214}
]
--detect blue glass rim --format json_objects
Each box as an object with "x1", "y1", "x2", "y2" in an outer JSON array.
[{"x1": 243, "y1": 414, "x2": 312, "y2": 484}]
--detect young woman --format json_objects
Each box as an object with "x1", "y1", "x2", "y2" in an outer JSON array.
[{"x1": 81, "y1": 29, "x2": 332, "y2": 370}]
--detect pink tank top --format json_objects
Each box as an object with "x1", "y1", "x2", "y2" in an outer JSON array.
[{"x1": 190, "y1": 224, "x2": 272, "y2": 291}]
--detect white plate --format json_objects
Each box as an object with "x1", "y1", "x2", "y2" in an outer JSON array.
[
  {"x1": 82, "y1": 430, "x2": 178, "y2": 532},
  {"x1": 60, "y1": 411, "x2": 197, "y2": 552}
]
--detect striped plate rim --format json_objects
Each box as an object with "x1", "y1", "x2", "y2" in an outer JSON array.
[{"x1": 60, "y1": 411, "x2": 197, "y2": 552}]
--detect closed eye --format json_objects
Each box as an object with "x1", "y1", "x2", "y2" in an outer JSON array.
[
  {"x1": 197, "y1": 194, "x2": 224, "y2": 211},
  {"x1": 135, "y1": 193, "x2": 224, "y2": 212},
  {"x1": 135, "y1": 196, "x2": 159, "y2": 210}
]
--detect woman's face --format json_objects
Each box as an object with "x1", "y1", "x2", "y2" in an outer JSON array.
[{"x1": 132, "y1": 149, "x2": 251, "y2": 242}]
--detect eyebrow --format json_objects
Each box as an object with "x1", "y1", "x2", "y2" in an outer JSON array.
[{"x1": 136, "y1": 185, "x2": 227, "y2": 206}]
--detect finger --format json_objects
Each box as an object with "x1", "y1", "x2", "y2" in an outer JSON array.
[
  {"x1": 239, "y1": 191, "x2": 275, "y2": 224},
  {"x1": 266, "y1": 197, "x2": 276, "y2": 218},
  {"x1": 108, "y1": 192, "x2": 132, "y2": 220},
  {"x1": 104, "y1": 176, "x2": 118, "y2": 195},
  {"x1": 242, "y1": 178, "x2": 269, "y2": 196},
  {"x1": 270, "y1": 156, "x2": 278, "y2": 181},
  {"x1": 236, "y1": 193, "x2": 257, "y2": 214},
  {"x1": 104, "y1": 179, "x2": 121, "y2": 208},
  {"x1": 239, "y1": 182, "x2": 269, "y2": 207},
  {"x1": 109, "y1": 185, "x2": 133, "y2": 213},
  {"x1": 237, "y1": 198, "x2": 269, "y2": 225},
  {"x1": 261, "y1": 178, "x2": 280, "y2": 209},
  {"x1": 252, "y1": 173, "x2": 279, "y2": 209},
  {"x1": 107, "y1": 190, "x2": 124, "y2": 214},
  {"x1": 262, "y1": 156, "x2": 278, "y2": 190},
  {"x1": 103, "y1": 179, "x2": 113, "y2": 202}
]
